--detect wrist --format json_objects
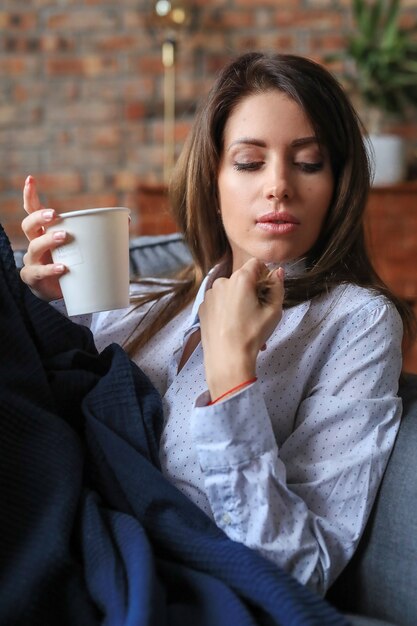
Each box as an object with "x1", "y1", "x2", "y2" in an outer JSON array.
[
  {"x1": 208, "y1": 376, "x2": 258, "y2": 406},
  {"x1": 205, "y1": 357, "x2": 256, "y2": 402}
]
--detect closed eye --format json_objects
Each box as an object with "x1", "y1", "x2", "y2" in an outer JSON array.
[
  {"x1": 296, "y1": 161, "x2": 324, "y2": 173},
  {"x1": 233, "y1": 161, "x2": 264, "y2": 172}
]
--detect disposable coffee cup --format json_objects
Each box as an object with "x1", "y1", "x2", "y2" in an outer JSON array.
[{"x1": 48, "y1": 207, "x2": 131, "y2": 316}]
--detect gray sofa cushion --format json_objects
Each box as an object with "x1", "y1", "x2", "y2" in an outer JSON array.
[
  {"x1": 345, "y1": 616, "x2": 399, "y2": 626},
  {"x1": 13, "y1": 248, "x2": 25, "y2": 271},
  {"x1": 328, "y1": 373, "x2": 417, "y2": 626},
  {"x1": 128, "y1": 233, "x2": 192, "y2": 278}
]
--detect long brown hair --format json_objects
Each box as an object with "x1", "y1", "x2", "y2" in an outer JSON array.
[{"x1": 126, "y1": 51, "x2": 414, "y2": 354}]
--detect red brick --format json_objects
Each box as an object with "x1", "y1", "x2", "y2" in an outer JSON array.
[
  {"x1": 46, "y1": 56, "x2": 119, "y2": 77},
  {"x1": 310, "y1": 34, "x2": 346, "y2": 53},
  {"x1": 0, "y1": 104, "x2": 41, "y2": 127},
  {"x1": 123, "y1": 77, "x2": 155, "y2": 100},
  {"x1": 45, "y1": 102, "x2": 120, "y2": 124},
  {"x1": 11, "y1": 81, "x2": 45, "y2": 102},
  {"x1": 125, "y1": 102, "x2": 146, "y2": 121},
  {"x1": 35, "y1": 173, "x2": 83, "y2": 194},
  {"x1": 0, "y1": 56, "x2": 38, "y2": 75},
  {"x1": 136, "y1": 56, "x2": 165, "y2": 75},
  {"x1": 46, "y1": 10, "x2": 117, "y2": 31},
  {"x1": 121, "y1": 10, "x2": 148, "y2": 30},
  {"x1": 40, "y1": 34, "x2": 77, "y2": 53},
  {"x1": 0, "y1": 127, "x2": 46, "y2": 147},
  {"x1": 0, "y1": 196, "x2": 22, "y2": 215},
  {"x1": 74, "y1": 127, "x2": 122, "y2": 148},
  {"x1": 111, "y1": 171, "x2": 141, "y2": 192},
  {"x1": 0, "y1": 11, "x2": 37, "y2": 30},
  {"x1": 202, "y1": 10, "x2": 253, "y2": 29},
  {"x1": 92, "y1": 34, "x2": 140, "y2": 52},
  {"x1": 273, "y1": 10, "x2": 343, "y2": 29},
  {"x1": 2, "y1": 221, "x2": 28, "y2": 250},
  {"x1": 85, "y1": 171, "x2": 108, "y2": 192},
  {"x1": 235, "y1": 0, "x2": 299, "y2": 6},
  {"x1": 44, "y1": 193, "x2": 120, "y2": 212},
  {"x1": 0, "y1": 105, "x2": 19, "y2": 126}
]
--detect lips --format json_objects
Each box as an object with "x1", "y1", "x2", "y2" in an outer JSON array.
[{"x1": 256, "y1": 211, "x2": 300, "y2": 225}]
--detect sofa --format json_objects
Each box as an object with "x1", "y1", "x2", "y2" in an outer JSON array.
[
  {"x1": 328, "y1": 370, "x2": 417, "y2": 626},
  {"x1": 13, "y1": 233, "x2": 417, "y2": 626}
]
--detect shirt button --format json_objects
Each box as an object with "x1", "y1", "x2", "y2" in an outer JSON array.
[{"x1": 222, "y1": 513, "x2": 232, "y2": 525}]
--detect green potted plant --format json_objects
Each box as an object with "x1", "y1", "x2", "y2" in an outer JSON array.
[{"x1": 332, "y1": 0, "x2": 417, "y2": 184}]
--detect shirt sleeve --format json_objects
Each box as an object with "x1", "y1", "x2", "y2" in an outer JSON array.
[
  {"x1": 50, "y1": 298, "x2": 94, "y2": 328},
  {"x1": 50, "y1": 292, "x2": 158, "y2": 353},
  {"x1": 190, "y1": 300, "x2": 403, "y2": 595}
]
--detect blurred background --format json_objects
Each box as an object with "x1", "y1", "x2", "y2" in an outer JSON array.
[
  {"x1": 1, "y1": 0, "x2": 417, "y2": 247},
  {"x1": 1, "y1": 0, "x2": 417, "y2": 370}
]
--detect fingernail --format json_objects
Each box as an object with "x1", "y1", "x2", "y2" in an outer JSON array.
[
  {"x1": 54, "y1": 264, "x2": 65, "y2": 274},
  {"x1": 42, "y1": 209, "x2": 54, "y2": 221},
  {"x1": 277, "y1": 267, "x2": 285, "y2": 281},
  {"x1": 25, "y1": 175, "x2": 33, "y2": 186},
  {"x1": 52, "y1": 230, "x2": 66, "y2": 241}
]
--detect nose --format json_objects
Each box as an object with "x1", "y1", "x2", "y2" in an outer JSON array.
[
  {"x1": 266, "y1": 185, "x2": 289, "y2": 202},
  {"x1": 264, "y1": 164, "x2": 292, "y2": 202}
]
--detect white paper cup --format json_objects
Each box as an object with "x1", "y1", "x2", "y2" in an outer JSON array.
[{"x1": 48, "y1": 207, "x2": 131, "y2": 316}]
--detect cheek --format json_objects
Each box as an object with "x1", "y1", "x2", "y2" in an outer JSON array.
[
  {"x1": 218, "y1": 177, "x2": 241, "y2": 217},
  {"x1": 314, "y1": 178, "x2": 334, "y2": 221},
  {"x1": 217, "y1": 172, "x2": 228, "y2": 208}
]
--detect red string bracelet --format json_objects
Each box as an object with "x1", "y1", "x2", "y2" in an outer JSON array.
[{"x1": 208, "y1": 377, "x2": 258, "y2": 406}]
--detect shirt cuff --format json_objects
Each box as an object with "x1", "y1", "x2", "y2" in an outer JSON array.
[
  {"x1": 50, "y1": 298, "x2": 67, "y2": 314},
  {"x1": 191, "y1": 384, "x2": 278, "y2": 469},
  {"x1": 50, "y1": 298, "x2": 93, "y2": 327}
]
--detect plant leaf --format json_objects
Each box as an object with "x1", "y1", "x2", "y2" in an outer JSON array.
[{"x1": 382, "y1": 0, "x2": 401, "y2": 48}]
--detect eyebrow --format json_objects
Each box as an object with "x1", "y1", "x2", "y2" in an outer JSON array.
[
  {"x1": 292, "y1": 136, "x2": 319, "y2": 147},
  {"x1": 226, "y1": 136, "x2": 319, "y2": 151}
]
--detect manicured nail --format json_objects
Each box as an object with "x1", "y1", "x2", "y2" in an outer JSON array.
[
  {"x1": 52, "y1": 230, "x2": 66, "y2": 241},
  {"x1": 42, "y1": 209, "x2": 54, "y2": 221}
]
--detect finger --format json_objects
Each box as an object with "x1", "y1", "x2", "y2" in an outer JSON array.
[
  {"x1": 238, "y1": 257, "x2": 268, "y2": 280},
  {"x1": 23, "y1": 175, "x2": 44, "y2": 215},
  {"x1": 255, "y1": 266, "x2": 284, "y2": 306},
  {"x1": 263, "y1": 267, "x2": 285, "y2": 305},
  {"x1": 20, "y1": 262, "x2": 66, "y2": 289},
  {"x1": 206, "y1": 275, "x2": 228, "y2": 294},
  {"x1": 23, "y1": 229, "x2": 66, "y2": 264},
  {"x1": 21, "y1": 208, "x2": 58, "y2": 242},
  {"x1": 270, "y1": 266, "x2": 285, "y2": 291}
]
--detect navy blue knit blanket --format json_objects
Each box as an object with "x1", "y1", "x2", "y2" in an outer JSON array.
[{"x1": 0, "y1": 223, "x2": 350, "y2": 626}]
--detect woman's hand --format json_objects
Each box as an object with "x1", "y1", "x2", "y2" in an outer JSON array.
[
  {"x1": 20, "y1": 175, "x2": 66, "y2": 301},
  {"x1": 198, "y1": 258, "x2": 285, "y2": 402}
]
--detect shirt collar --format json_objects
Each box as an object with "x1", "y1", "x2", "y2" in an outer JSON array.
[{"x1": 187, "y1": 263, "x2": 227, "y2": 330}]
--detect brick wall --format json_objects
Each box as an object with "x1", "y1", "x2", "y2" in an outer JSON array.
[{"x1": 1, "y1": 0, "x2": 417, "y2": 247}]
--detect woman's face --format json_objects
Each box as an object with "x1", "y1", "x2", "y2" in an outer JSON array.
[{"x1": 217, "y1": 90, "x2": 334, "y2": 272}]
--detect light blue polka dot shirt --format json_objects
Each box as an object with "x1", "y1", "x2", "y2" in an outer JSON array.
[{"x1": 63, "y1": 263, "x2": 403, "y2": 596}]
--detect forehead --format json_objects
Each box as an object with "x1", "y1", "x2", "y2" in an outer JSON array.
[{"x1": 223, "y1": 91, "x2": 314, "y2": 145}]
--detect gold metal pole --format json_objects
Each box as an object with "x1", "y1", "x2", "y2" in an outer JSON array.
[{"x1": 162, "y1": 39, "x2": 176, "y2": 184}]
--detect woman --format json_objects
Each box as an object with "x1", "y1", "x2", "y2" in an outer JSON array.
[{"x1": 20, "y1": 52, "x2": 409, "y2": 596}]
